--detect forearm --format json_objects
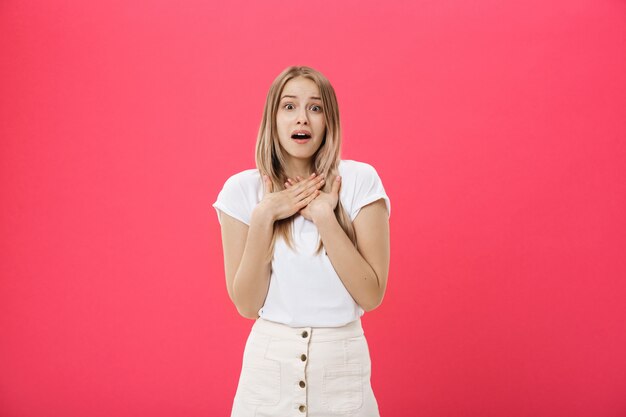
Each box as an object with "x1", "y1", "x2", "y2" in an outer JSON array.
[
  {"x1": 232, "y1": 209, "x2": 274, "y2": 318},
  {"x1": 314, "y1": 210, "x2": 382, "y2": 311}
]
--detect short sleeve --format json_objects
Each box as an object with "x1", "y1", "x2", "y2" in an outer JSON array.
[
  {"x1": 350, "y1": 163, "x2": 391, "y2": 221},
  {"x1": 212, "y1": 174, "x2": 252, "y2": 225}
]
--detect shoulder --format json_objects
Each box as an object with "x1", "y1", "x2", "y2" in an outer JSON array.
[
  {"x1": 339, "y1": 158, "x2": 373, "y2": 170},
  {"x1": 339, "y1": 158, "x2": 380, "y2": 173},
  {"x1": 221, "y1": 168, "x2": 262, "y2": 194},
  {"x1": 338, "y1": 159, "x2": 382, "y2": 184},
  {"x1": 223, "y1": 168, "x2": 261, "y2": 185},
  {"x1": 217, "y1": 168, "x2": 263, "y2": 203},
  {"x1": 213, "y1": 168, "x2": 263, "y2": 225},
  {"x1": 338, "y1": 159, "x2": 390, "y2": 220}
]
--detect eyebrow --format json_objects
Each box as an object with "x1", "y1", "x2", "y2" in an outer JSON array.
[{"x1": 280, "y1": 95, "x2": 322, "y2": 101}]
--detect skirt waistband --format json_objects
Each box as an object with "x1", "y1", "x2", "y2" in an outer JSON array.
[{"x1": 251, "y1": 317, "x2": 364, "y2": 342}]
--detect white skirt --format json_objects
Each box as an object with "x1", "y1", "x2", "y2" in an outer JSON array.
[{"x1": 230, "y1": 317, "x2": 380, "y2": 417}]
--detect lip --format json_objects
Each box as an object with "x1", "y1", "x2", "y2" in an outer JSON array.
[{"x1": 291, "y1": 129, "x2": 312, "y2": 136}]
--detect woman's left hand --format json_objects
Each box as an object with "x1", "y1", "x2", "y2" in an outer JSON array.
[{"x1": 285, "y1": 174, "x2": 342, "y2": 222}]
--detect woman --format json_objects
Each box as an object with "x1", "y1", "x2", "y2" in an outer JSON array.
[{"x1": 212, "y1": 65, "x2": 391, "y2": 416}]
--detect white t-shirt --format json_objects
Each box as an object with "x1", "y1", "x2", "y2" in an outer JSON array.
[{"x1": 212, "y1": 159, "x2": 391, "y2": 327}]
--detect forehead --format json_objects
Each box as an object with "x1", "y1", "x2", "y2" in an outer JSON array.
[{"x1": 280, "y1": 77, "x2": 321, "y2": 99}]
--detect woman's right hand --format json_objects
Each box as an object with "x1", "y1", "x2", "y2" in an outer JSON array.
[{"x1": 255, "y1": 172, "x2": 326, "y2": 222}]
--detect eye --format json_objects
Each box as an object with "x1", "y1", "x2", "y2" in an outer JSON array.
[
  {"x1": 311, "y1": 105, "x2": 322, "y2": 112},
  {"x1": 284, "y1": 103, "x2": 295, "y2": 110}
]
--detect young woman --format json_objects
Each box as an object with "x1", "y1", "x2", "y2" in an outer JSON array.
[{"x1": 212, "y1": 65, "x2": 391, "y2": 417}]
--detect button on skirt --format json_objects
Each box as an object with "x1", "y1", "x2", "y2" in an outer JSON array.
[{"x1": 230, "y1": 317, "x2": 380, "y2": 417}]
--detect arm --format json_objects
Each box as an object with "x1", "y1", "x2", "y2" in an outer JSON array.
[
  {"x1": 217, "y1": 173, "x2": 325, "y2": 319},
  {"x1": 218, "y1": 208, "x2": 274, "y2": 319},
  {"x1": 313, "y1": 198, "x2": 390, "y2": 311}
]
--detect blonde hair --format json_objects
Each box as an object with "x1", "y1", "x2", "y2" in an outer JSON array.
[{"x1": 255, "y1": 66, "x2": 357, "y2": 262}]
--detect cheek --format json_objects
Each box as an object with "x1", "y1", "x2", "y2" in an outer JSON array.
[
  {"x1": 319, "y1": 118, "x2": 327, "y2": 133},
  {"x1": 276, "y1": 120, "x2": 290, "y2": 141},
  {"x1": 276, "y1": 113, "x2": 290, "y2": 128},
  {"x1": 275, "y1": 116, "x2": 285, "y2": 132}
]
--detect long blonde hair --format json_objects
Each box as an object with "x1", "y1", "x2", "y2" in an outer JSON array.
[{"x1": 255, "y1": 66, "x2": 357, "y2": 262}]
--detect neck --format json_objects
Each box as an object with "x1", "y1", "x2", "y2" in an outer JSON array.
[{"x1": 284, "y1": 158, "x2": 314, "y2": 179}]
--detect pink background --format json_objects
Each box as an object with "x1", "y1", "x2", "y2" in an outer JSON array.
[{"x1": 2, "y1": 1, "x2": 625, "y2": 416}]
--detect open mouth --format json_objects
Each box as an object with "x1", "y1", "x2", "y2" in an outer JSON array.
[{"x1": 291, "y1": 133, "x2": 312, "y2": 140}]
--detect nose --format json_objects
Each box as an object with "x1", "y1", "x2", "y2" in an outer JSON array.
[{"x1": 296, "y1": 106, "x2": 309, "y2": 124}]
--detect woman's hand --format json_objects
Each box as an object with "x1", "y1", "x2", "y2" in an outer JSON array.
[
  {"x1": 255, "y1": 172, "x2": 326, "y2": 222},
  {"x1": 285, "y1": 174, "x2": 342, "y2": 222}
]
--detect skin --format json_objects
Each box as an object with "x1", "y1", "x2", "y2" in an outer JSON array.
[
  {"x1": 219, "y1": 172, "x2": 327, "y2": 318},
  {"x1": 276, "y1": 76, "x2": 326, "y2": 179},
  {"x1": 217, "y1": 77, "x2": 390, "y2": 318},
  {"x1": 282, "y1": 176, "x2": 390, "y2": 312}
]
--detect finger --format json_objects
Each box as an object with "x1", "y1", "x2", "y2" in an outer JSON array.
[
  {"x1": 292, "y1": 175, "x2": 312, "y2": 193},
  {"x1": 263, "y1": 175, "x2": 272, "y2": 193},
  {"x1": 308, "y1": 189, "x2": 320, "y2": 202},
  {"x1": 298, "y1": 172, "x2": 317, "y2": 183},
  {"x1": 292, "y1": 172, "x2": 320, "y2": 196},
  {"x1": 302, "y1": 173, "x2": 325, "y2": 189},
  {"x1": 295, "y1": 182, "x2": 317, "y2": 202},
  {"x1": 299, "y1": 189, "x2": 320, "y2": 208},
  {"x1": 331, "y1": 175, "x2": 341, "y2": 196},
  {"x1": 309, "y1": 180, "x2": 323, "y2": 196}
]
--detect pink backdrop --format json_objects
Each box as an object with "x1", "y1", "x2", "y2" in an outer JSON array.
[{"x1": 1, "y1": 1, "x2": 625, "y2": 416}]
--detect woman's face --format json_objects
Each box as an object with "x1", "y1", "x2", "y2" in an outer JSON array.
[{"x1": 276, "y1": 76, "x2": 326, "y2": 167}]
